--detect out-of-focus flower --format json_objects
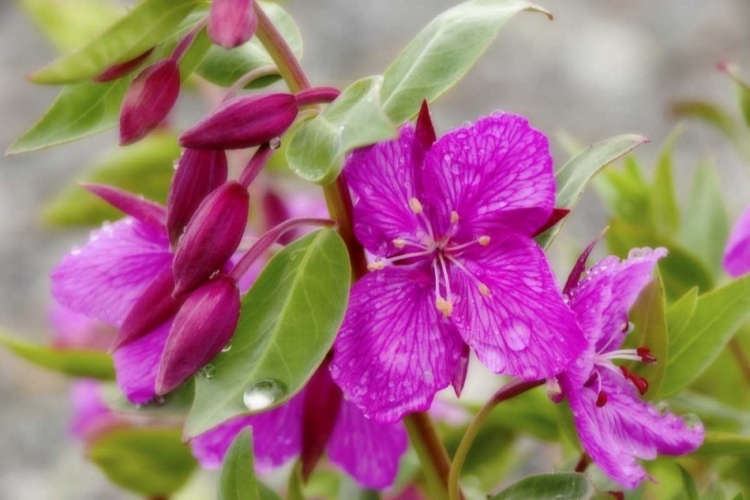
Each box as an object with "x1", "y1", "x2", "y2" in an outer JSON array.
[
  {"x1": 723, "y1": 205, "x2": 750, "y2": 277},
  {"x1": 208, "y1": 0, "x2": 257, "y2": 49}
]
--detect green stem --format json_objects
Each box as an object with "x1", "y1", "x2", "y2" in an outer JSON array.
[
  {"x1": 404, "y1": 412, "x2": 454, "y2": 500},
  {"x1": 729, "y1": 337, "x2": 750, "y2": 386},
  {"x1": 253, "y1": 5, "x2": 447, "y2": 493},
  {"x1": 448, "y1": 379, "x2": 544, "y2": 500}
]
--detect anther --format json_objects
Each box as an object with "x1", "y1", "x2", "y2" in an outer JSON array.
[
  {"x1": 620, "y1": 365, "x2": 649, "y2": 395},
  {"x1": 596, "y1": 391, "x2": 608, "y2": 407},
  {"x1": 478, "y1": 282, "x2": 491, "y2": 297},
  {"x1": 367, "y1": 261, "x2": 385, "y2": 271},
  {"x1": 450, "y1": 211, "x2": 459, "y2": 223},
  {"x1": 409, "y1": 198, "x2": 423, "y2": 214},
  {"x1": 392, "y1": 239, "x2": 407, "y2": 249},
  {"x1": 435, "y1": 297, "x2": 453, "y2": 318},
  {"x1": 478, "y1": 235, "x2": 490, "y2": 246},
  {"x1": 637, "y1": 346, "x2": 657, "y2": 364}
]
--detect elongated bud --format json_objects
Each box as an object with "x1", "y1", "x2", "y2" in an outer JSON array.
[
  {"x1": 451, "y1": 343, "x2": 470, "y2": 398},
  {"x1": 113, "y1": 267, "x2": 183, "y2": 350},
  {"x1": 562, "y1": 227, "x2": 607, "y2": 296},
  {"x1": 180, "y1": 94, "x2": 298, "y2": 150},
  {"x1": 155, "y1": 276, "x2": 240, "y2": 395},
  {"x1": 208, "y1": 0, "x2": 257, "y2": 49},
  {"x1": 167, "y1": 149, "x2": 228, "y2": 246},
  {"x1": 120, "y1": 59, "x2": 181, "y2": 145},
  {"x1": 173, "y1": 181, "x2": 249, "y2": 296},
  {"x1": 262, "y1": 190, "x2": 293, "y2": 243},
  {"x1": 532, "y1": 208, "x2": 571, "y2": 238},
  {"x1": 82, "y1": 183, "x2": 166, "y2": 230},
  {"x1": 301, "y1": 359, "x2": 342, "y2": 481},
  {"x1": 94, "y1": 49, "x2": 154, "y2": 82}
]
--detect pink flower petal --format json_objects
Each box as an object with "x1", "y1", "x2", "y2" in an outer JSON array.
[
  {"x1": 51, "y1": 218, "x2": 171, "y2": 327},
  {"x1": 724, "y1": 205, "x2": 750, "y2": 277},
  {"x1": 561, "y1": 368, "x2": 704, "y2": 489},
  {"x1": 190, "y1": 393, "x2": 303, "y2": 471},
  {"x1": 113, "y1": 321, "x2": 171, "y2": 404},
  {"x1": 450, "y1": 234, "x2": 585, "y2": 380},
  {"x1": 327, "y1": 400, "x2": 408, "y2": 489},
  {"x1": 344, "y1": 126, "x2": 424, "y2": 257},
  {"x1": 330, "y1": 267, "x2": 463, "y2": 423},
  {"x1": 69, "y1": 380, "x2": 113, "y2": 439},
  {"x1": 420, "y1": 113, "x2": 555, "y2": 239},
  {"x1": 49, "y1": 302, "x2": 114, "y2": 351}
]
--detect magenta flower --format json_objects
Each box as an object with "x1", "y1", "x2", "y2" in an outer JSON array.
[
  {"x1": 191, "y1": 366, "x2": 407, "y2": 489},
  {"x1": 723, "y1": 205, "x2": 750, "y2": 277},
  {"x1": 558, "y1": 247, "x2": 704, "y2": 488},
  {"x1": 330, "y1": 112, "x2": 584, "y2": 422}
]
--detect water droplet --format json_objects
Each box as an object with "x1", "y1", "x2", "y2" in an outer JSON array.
[
  {"x1": 269, "y1": 137, "x2": 282, "y2": 150},
  {"x1": 70, "y1": 246, "x2": 82, "y2": 256},
  {"x1": 655, "y1": 401, "x2": 670, "y2": 413},
  {"x1": 503, "y1": 319, "x2": 531, "y2": 351},
  {"x1": 221, "y1": 344, "x2": 232, "y2": 353},
  {"x1": 173, "y1": 160, "x2": 180, "y2": 170},
  {"x1": 243, "y1": 379, "x2": 287, "y2": 411},
  {"x1": 624, "y1": 321, "x2": 635, "y2": 335},
  {"x1": 199, "y1": 365, "x2": 216, "y2": 379},
  {"x1": 682, "y1": 413, "x2": 702, "y2": 430}
]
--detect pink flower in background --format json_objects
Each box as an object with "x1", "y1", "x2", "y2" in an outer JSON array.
[
  {"x1": 558, "y1": 247, "x2": 704, "y2": 488},
  {"x1": 723, "y1": 205, "x2": 750, "y2": 277},
  {"x1": 331, "y1": 113, "x2": 584, "y2": 423}
]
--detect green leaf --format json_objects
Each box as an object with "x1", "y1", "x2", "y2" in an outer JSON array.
[
  {"x1": 623, "y1": 277, "x2": 668, "y2": 399},
  {"x1": 489, "y1": 473, "x2": 594, "y2": 500},
  {"x1": 678, "y1": 465, "x2": 699, "y2": 500},
  {"x1": 287, "y1": 462, "x2": 305, "y2": 500},
  {"x1": 19, "y1": 0, "x2": 124, "y2": 52},
  {"x1": 670, "y1": 392, "x2": 750, "y2": 433},
  {"x1": 287, "y1": 76, "x2": 397, "y2": 184},
  {"x1": 103, "y1": 381, "x2": 194, "y2": 416},
  {"x1": 43, "y1": 131, "x2": 180, "y2": 226},
  {"x1": 381, "y1": 0, "x2": 551, "y2": 124},
  {"x1": 681, "y1": 159, "x2": 729, "y2": 275},
  {"x1": 7, "y1": 79, "x2": 129, "y2": 155},
  {"x1": 88, "y1": 427, "x2": 197, "y2": 497},
  {"x1": 650, "y1": 127, "x2": 682, "y2": 236},
  {"x1": 694, "y1": 432, "x2": 750, "y2": 457},
  {"x1": 666, "y1": 287, "x2": 698, "y2": 344},
  {"x1": 219, "y1": 430, "x2": 281, "y2": 500},
  {"x1": 30, "y1": 0, "x2": 201, "y2": 84},
  {"x1": 197, "y1": 2, "x2": 302, "y2": 88},
  {"x1": 0, "y1": 332, "x2": 114, "y2": 380},
  {"x1": 722, "y1": 64, "x2": 750, "y2": 129},
  {"x1": 538, "y1": 134, "x2": 647, "y2": 248},
  {"x1": 185, "y1": 229, "x2": 351, "y2": 437},
  {"x1": 660, "y1": 274, "x2": 750, "y2": 397},
  {"x1": 595, "y1": 156, "x2": 653, "y2": 226}
]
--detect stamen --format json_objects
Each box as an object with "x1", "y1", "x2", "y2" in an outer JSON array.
[
  {"x1": 445, "y1": 255, "x2": 491, "y2": 297},
  {"x1": 436, "y1": 297, "x2": 453, "y2": 318},
  {"x1": 478, "y1": 283, "x2": 491, "y2": 297},
  {"x1": 409, "y1": 197, "x2": 423, "y2": 214},
  {"x1": 596, "y1": 391, "x2": 608, "y2": 407},
  {"x1": 368, "y1": 261, "x2": 385, "y2": 271},
  {"x1": 450, "y1": 211, "x2": 459, "y2": 223},
  {"x1": 445, "y1": 235, "x2": 491, "y2": 253},
  {"x1": 438, "y1": 254, "x2": 452, "y2": 303},
  {"x1": 393, "y1": 239, "x2": 407, "y2": 249},
  {"x1": 620, "y1": 366, "x2": 649, "y2": 395},
  {"x1": 478, "y1": 235, "x2": 490, "y2": 246},
  {"x1": 637, "y1": 346, "x2": 657, "y2": 364}
]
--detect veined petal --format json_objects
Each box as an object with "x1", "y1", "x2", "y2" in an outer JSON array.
[
  {"x1": 567, "y1": 261, "x2": 615, "y2": 355},
  {"x1": 190, "y1": 393, "x2": 303, "y2": 471},
  {"x1": 330, "y1": 267, "x2": 463, "y2": 423},
  {"x1": 561, "y1": 369, "x2": 704, "y2": 489},
  {"x1": 51, "y1": 218, "x2": 171, "y2": 326},
  {"x1": 344, "y1": 125, "x2": 424, "y2": 257},
  {"x1": 421, "y1": 113, "x2": 554, "y2": 239},
  {"x1": 593, "y1": 248, "x2": 666, "y2": 353},
  {"x1": 451, "y1": 234, "x2": 585, "y2": 380},
  {"x1": 724, "y1": 205, "x2": 750, "y2": 277},
  {"x1": 113, "y1": 321, "x2": 170, "y2": 404},
  {"x1": 327, "y1": 400, "x2": 408, "y2": 489}
]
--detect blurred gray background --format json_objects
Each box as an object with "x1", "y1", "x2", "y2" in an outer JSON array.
[{"x1": 1, "y1": 0, "x2": 750, "y2": 498}]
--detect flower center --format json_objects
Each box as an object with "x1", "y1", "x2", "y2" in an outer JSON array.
[{"x1": 367, "y1": 197, "x2": 491, "y2": 318}]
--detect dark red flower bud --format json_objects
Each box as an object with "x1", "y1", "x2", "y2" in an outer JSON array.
[
  {"x1": 119, "y1": 59, "x2": 181, "y2": 145},
  {"x1": 172, "y1": 181, "x2": 249, "y2": 297},
  {"x1": 301, "y1": 359, "x2": 342, "y2": 481},
  {"x1": 82, "y1": 183, "x2": 166, "y2": 230},
  {"x1": 166, "y1": 149, "x2": 228, "y2": 246},
  {"x1": 451, "y1": 342, "x2": 470, "y2": 398},
  {"x1": 208, "y1": 0, "x2": 257, "y2": 49},
  {"x1": 261, "y1": 190, "x2": 293, "y2": 244},
  {"x1": 179, "y1": 93, "x2": 298, "y2": 150},
  {"x1": 113, "y1": 267, "x2": 184, "y2": 350},
  {"x1": 94, "y1": 49, "x2": 154, "y2": 82},
  {"x1": 532, "y1": 208, "x2": 571, "y2": 237},
  {"x1": 155, "y1": 275, "x2": 240, "y2": 395}
]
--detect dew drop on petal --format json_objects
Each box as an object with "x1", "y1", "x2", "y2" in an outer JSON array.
[
  {"x1": 269, "y1": 137, "x2": 282, "y2": 150},
  {"x1": 243, "y1": 379, "x2": 287, "y2": 411},
  {"x1": 682, "y1": 413, "x2": 702, "y2": 429},
  {"x1": 199, "y1": 364, "x2": 216, "y2": 379},
  {"x1": 221, "y1": 343, "x2": 232, "y2": 353},
  {"x1": 503, "y1": 319, "x2": 532, "y2": 351},
  {"x1": 655, "y1": 401, "x2": 670, "y2": 413},
  {"x1": 70, "y1": 246, "x2": 82, "y2": 256}
]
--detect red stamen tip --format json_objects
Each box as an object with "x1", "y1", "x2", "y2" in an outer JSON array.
[
  {"x1": 583, "y1": 371, "x2": 598, "y2": 388},
  {"x1": 596, "y1": 391, "x2": 608, "y2": 407},
  {"x1": 630, "y1": 373, "x2": 649, "y2": 395},
  {"x1": 607, "y1": 492, "x2": 625, "y2": 500},
  {"x1": 619, "y1": 365, "x2": 630, "y2": 377},
  {"x1": 637, "y1": 346, "x2": 657, "y2": 364}
]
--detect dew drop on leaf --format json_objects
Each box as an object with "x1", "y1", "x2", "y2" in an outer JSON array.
[{"x1": 243, "y1": 379, "x2": 287, "y2": 411}]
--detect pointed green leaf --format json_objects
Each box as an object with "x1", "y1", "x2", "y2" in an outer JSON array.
[
  {"x1": 381, "y1": 0, "x2": 551, "y2": 124},
  {"x1": 538, "y1": 134, "x2": 648, "y2": 248},
  {"x1": 185, "y1": 229, "x2": 351, "y2": 437},
  {"x1": 650, "y1": 127, "x2": 682, "y2": 236},
  {"x1": 489, "y1": 473, "x2": 594, "y2": 500},
  {"x1": 43, "y1": 131, "x2": 180, "y2": 226},
  {"x1": 678, "y1": 465, "x2": 699, "y2": 500},
  {"x1": 721, "y1": 63, "x2": 750, "y2": 129},
  {"x1": 595, "y1": 156, "x2": 654, "y2": 226},
  {"x1": 88, "y1": 427, "x2": 197, "y2": 497},
  {"x1": 219, "y1": 430, "x2": 281, "y2": 500},
  {"x1": 666, "y1": 287, "x2": 698, "y2": 344},
  {"x1": 287, "y1": 76, "x2": 397, "y2": 184},
  {"x1": 623, "y1": 277, "x2": 668, "y2": 399},
  {"x1": 287, "y1": 462, "x2": 305, "y2": 500},
  {"x1": 660, "y1": 274, "x2": 750, "y2": 397},
  {"x1": 681, "y1": 160, "x2": 729, "y2": 275},
  {"x1": 30, "y1": 0, "x2": 201, "y2": 84},
  {"x1": 694, "y1": 432, "x2": 750, "y2": 457},
  {"x1": 0, "y1": 332, "x2": 114, "y2": 379},
  {"x1": 19, "y1": 0, "x2": 123, "y2": 52},
  {"x1": 197, "y1": 2, "x2": 302, "y2": 88}
]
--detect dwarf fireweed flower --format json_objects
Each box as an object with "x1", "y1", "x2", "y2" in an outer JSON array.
[
  {"x1": 723, "y1": 205, "x2": 750, "y2": 277},
  {"x1": 330, "y1": 111, "x2": 585, "y2": 423},
  {"x1": 558, "y1": 247, "x2": 704, "y2": 488}
]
